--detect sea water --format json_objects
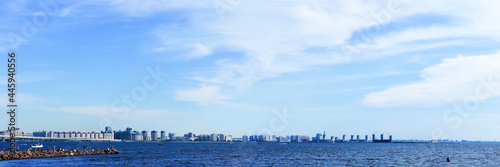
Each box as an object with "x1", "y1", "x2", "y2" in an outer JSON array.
[{"x1": 1, "y1": 142, "x2": 499, "y2": 166}]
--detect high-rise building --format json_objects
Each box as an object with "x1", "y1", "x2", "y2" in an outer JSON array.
[
  {"x1": 151, "y1": 131, "x2": 158, "y2": 141},
  {"x1": 342, "y1": 134, "x2": 346, "y2": 141},
  {"x1": 219, "y1": 134, "x2": 226, "y2": 141},
  {"x1": 381, "y1": 134, "x2": 384, "y2": 140},
  {"x1": 291, "y1": 135, "x2": 299, "y2": 142},
  {"x1": 226, "y1": 135, "x2": 233, "y2": 142},
  {"x1": 160, "y1": 131, "x2": 166, "y2": 140},
  {"x1": 126, "y1": 127, "x2": 133, "y2": 141},
  {"x1": 323, "y1": 130, "x2": 326, "y2": 140},
  {"x1": 210, "y1": 134, "x2": 217, "y2": 141},
  {"x1": 101, "y1": 126, "x2": 114, "y2": 140},
  {"x1": 168, "y1": 133, "x2": 175, "y2": 140},
  {"x1": 356, "y1": 135, "x2": 360, "y2": 141},
  {"x1": 133, "y1": 131, "x2": 143, "y2": 141},
  {"x1": 142, "y1": 131, "x2": 148, "y2": 141},
  {"x1": 242, "y1": 135, "x2": 248, "y2": 142},
  {"x1": 365, "y1": 135, "x2": 368, "y2": 141},
  {"x1": 351, "y1": 135, "x2": 354, "y2": 141},
  {"x1": 114, "y1": 130, "x2": 124, "y2": 140},
  {"x1": 316, "y1": 133, "x2": 322, "y2": 141},
  {"x1": 197, "y1": 134, "x2": 209, "y2": 141},
  {"x1": 372, "y1": 134, "x2": 376, "y2": 141}
]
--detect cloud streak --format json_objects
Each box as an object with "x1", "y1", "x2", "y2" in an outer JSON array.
[
  {"x1": 104, "y1": 0, "x2": 500, "y2": 105},
  {"x1": 175, "y1": 85, "x2": 231, "y2": 104},
  {"x1": 364, "y1": 51, "x2": 500, "y2": 107}
]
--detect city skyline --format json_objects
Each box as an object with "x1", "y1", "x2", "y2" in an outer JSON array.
[
  {"x1": 6, "y1": 126, "x2": 498, "y2": 143},
  {"x1": 16, "y1": 126, "x2": 397, "y2": 142},
  {"x1": 2, "y1": 1, "x2": 500, "y2": 141}
]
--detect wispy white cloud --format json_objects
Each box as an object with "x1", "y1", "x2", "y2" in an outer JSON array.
[
  {"x1": 363, "y1": 51, "x2": 500, "y2": 107},
  {"x1": 42, "y1": 106, "x2": 172, "y2": 120},
  {"x1": 188, "y1": 43, "x2": 212, "y2": 59},
  {"x1": 19, "y1": 70, "x2": 66, "y2": 83},
  {"x1": 191, "y1": 53, "x2": 303, "y2": 88},
  {"x1": 58, "y1": 5, "x2": 78, "y2": 17},
  {"x1": 107, "y1": 0, "x2": 500, "y2": 104},
  {"x1": 0, "y1": 70, "x2": 65, "y2": 85},
  {"x1": 103, "y1": 0, "x2": 211, "y2": 17},
  {"x1": 161, "y1": 1, "x2": 391, "y2": 101},
  {"x1": 175, "y1": 85, "x2": 231, "y2": 104},
  {"x1": 0, "y1": 93, "x2": 41, "y2": 106}
]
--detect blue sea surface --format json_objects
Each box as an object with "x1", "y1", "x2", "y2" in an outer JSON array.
[{"x1": 0, "y1": 142, "x2": 499, "y2": 166}]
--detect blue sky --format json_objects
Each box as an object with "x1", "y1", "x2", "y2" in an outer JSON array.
[{"x1": 2, "y1": 0, "x2": 500, "y2": 140}]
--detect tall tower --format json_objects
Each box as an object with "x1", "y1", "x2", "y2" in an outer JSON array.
[
  {"x1": 126, "y1": 127, "x2": 133, "y2": 141},
  {"x1": 142, "y1": 131, "x2": 148, "y2": 141},
  {"x1": 151, "y1": 130, "x2": 158, "y2": 141},
  {"x1": 161, "y1": 131, "x2": 166, "y2": 140},
  {"x1": 323, "y1": 130, "x2": 326, "y2": 140}
]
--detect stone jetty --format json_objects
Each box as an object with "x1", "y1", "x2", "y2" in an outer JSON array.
[{"x1": 0, "y1": 147, "x2": 120, "y2": 161}]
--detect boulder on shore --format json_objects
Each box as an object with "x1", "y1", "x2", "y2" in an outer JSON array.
[{"x1": 0, "y1": 149, "x2": 120, "y2": 161}]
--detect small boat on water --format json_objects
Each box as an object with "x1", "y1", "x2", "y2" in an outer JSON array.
[{"x1": 31, "y1": 143, "x2": 43, "y2": 148}]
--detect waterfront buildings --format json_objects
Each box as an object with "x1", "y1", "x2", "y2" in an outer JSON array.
[
  {"x1": 169, "y1": 133, "x2": 175, "y2": 140},
  {"x1": 133, "y1": 131, "x2": 143, "y2": 141},
  {"x1": 142, "y1": 131, "x2": 148, "y2": 141},
  {"x1": 226, "y1": 135, "x2": 233, "y2": 142},
  {"x1": 125, "y1": 127, "x2": 133, "y2": 141},
  {"x1": 151, "y1": 131, "x2": 158, "y2": 141},
  {"x1": 242, "y1": 135, "x2": 248, "y2": 142},
  {"x1": 161, "y1": 131, "x2": 166, "y2": 140},
  {"x1": 33, "y1": 131, "x2": 108, "y2": 140},
  {"x1": 276, "y1": 136, "x2": 289, "y2": 142},
  {"x1": 312, "y1": 131, "x2": 333, "y2": 143},
  {"x1": 192, "y1": 133, "x2": 232, "y2": 142},
  {"x1": 3, "y1": 128, "x2": 25, "y2": 137},
  {"x1": 102, "y1": 127, "x2": 114, "y2": 139},
  {"x1": 32, "y1": 126, "x2": 114, "y2": 140},
  {"x1": 26, "y1": 127, "x2": 400, "y2": 143},
  {"x1": 373, "y1": 133, "x2": 393, "y2": 143}
]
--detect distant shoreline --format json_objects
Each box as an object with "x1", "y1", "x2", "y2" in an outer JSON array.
[{"x1": 2, "y1": 140, "x2": 499, "y2": 144}]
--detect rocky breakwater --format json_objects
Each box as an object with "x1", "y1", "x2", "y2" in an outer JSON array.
[{"x1": 0, "y1": 147, "x2": 120, "y2": 161}]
